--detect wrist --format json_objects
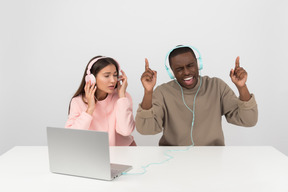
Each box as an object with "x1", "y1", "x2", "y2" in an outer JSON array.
[
  {"x1": 144, "y1": 89, "x2": 153, "y2": 95},
  {"x1": 236, "y1": 84, "x2": 247, "y2": 91},
  {"x1": 86, "y1": 106, "x2": 95, "y2": 115},
  {"x1": 119, "y1": 92, "x2": 126, "y2": 98},
  {"x1": 237, "y1": 84, "x2": 251, "y2": 101}
]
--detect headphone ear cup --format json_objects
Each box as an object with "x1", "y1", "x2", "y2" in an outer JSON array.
[
  {"x1": 198, "y1": 58, "x2": 203, "y2": 70},
  {"x1": 167, "y1": 68, "x2": 175, "y2": 79},
  {"x1": 85, "y1": 74, "x2": 96, "y2": 84},
  {"x1": 165, "y1": 65, "x2": 175, "y2": 79}
]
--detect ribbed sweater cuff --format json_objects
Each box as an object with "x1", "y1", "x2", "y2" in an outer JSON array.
[
  {"x1": 81, "y1": 111, "x2": 93, "y2": 119},
  {"x1": 136, "y1": 104, "x2": 154, "y2": 118},
  {"x1": 116, "y1": 97, "x2": 129, "y2": 105},
  {"x1": 237, "y1": 94, "x2": 257, "y2": 109}
]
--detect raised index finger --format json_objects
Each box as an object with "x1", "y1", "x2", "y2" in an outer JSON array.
[
  {"x1": 235, "y1": 56, "x2": 240, "y2": 68},
  {"x1": 145, "y1": 58, "x2": 149, "y2": 71}
]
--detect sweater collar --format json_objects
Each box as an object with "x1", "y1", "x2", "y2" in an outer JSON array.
[
  {"x1": 171, "y1": 76, "x2": 202, "y2": 94},
  {"x1": 96, "y1": 90, "x2": 115, "y2": 104}
]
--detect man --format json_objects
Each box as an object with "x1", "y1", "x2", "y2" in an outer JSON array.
[{"x1": 135, "y1": 46, "x2": 258, "y2": 146}]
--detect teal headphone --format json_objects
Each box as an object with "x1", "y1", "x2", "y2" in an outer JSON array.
[{"x1": 164, "y1": 45, "x2": 203, "y2": 79}]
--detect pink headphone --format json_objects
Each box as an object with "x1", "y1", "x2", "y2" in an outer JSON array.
[{"x1": 85, "y1": 56, "x2": 120, "y2": 84}]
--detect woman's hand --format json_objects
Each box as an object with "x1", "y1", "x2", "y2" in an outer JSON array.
[
  {"x1": 117, "y1": 70, "x2": 128, "y2": 98},
  {"x1": 84, "y1": 81, "x2": 97, "y2": 115}
]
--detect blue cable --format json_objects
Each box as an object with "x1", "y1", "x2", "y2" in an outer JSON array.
[
  {"x1": 122, "y1": 147, "x2": 192, "y2": 175},
  {"x1": 123, "y1": 74, "x2": 202, "y2": 176}
]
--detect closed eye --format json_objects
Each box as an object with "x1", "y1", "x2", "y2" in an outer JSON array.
[
  {"x1": 176, "y1": 67, "x2": 183, "y2": 72},
  {"x1": 187, "y1": 63, "x2": 195, "y2": 67}
]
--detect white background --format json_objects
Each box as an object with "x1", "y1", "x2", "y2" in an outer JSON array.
[{"x1": 1, "y1": 0, "x2": 287, "y2": 155}]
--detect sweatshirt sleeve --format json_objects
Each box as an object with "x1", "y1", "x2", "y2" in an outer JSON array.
[
  {"x1": 115, "y1": 93, "x2": 135, "y2": 136},
  {"x1": 135, "y1": 87, "x2": 164, "y2": 135},
  {"x1": 65, "y1": 98, "x2": 93, "y2": 130},
  {"x1": 221, "y1": 81, "x2": 258, "y2": 127}
]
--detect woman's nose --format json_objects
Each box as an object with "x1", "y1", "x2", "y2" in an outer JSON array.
[{"x1": 110, "y1": 76, "x2": 117, "y2": 83}]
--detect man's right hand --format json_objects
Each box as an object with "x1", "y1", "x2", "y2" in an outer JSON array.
[{"x1": 141, "y1": 58, "x2": 157, "y2": 93}]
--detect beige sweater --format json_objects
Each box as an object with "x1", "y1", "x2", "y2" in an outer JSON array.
[{"x1": 135, "y1": 76, "x2": 258, "y2": 146}]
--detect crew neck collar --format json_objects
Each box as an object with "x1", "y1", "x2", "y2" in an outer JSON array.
[{"x1": 171, "y1": 76, "x2": 202, "y2": 94}]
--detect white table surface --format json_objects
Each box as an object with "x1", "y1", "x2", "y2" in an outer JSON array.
[{"x1": 0, "y1": 146, "x2": 288, "y2": 192}]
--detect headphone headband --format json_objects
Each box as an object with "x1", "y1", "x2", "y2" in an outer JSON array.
[
  {"x1": 86, "y1": 56, "x2": 107, "y2": 75},
  {"x1": 85, "y1": 56, "x2": 121, "y2": 84},
  {"x1": 164, "y1": 45, "x2": 203, "y2": 79}
]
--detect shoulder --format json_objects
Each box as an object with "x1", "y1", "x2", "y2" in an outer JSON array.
[
  {"x1": 111, "y1": 90, "x2": 133, "y2": 102},
  {"x1": 153, "y1": 80, "x2": 180, "y2": 100},
  {"x1": 71, "y1": 95, "x2": 85, "y2": 105},
  {"x1": 199, "y1": 76, "x2": 234, "y2": 98},
  {"x1": 125, "y1": 91, "x2": 133, "y2": 102},
  {"x1": 202, "y1": 76, "x2": 229, "y2": 88},
  {"x1": 202, "y1": 75, "x2": 223, "y2": 83},
  {"x1": 69, "y1": 95, "x2": 87, "y2": 111},
  {"x1": 155, "y1": 80, "x2": 177, "y2": 93}
]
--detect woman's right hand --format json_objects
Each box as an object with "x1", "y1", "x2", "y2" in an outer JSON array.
[{"x1": 84, "y1": 81, "x2": 97, "y2": 115}]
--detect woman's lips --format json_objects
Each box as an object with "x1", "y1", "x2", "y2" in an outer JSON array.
[{"x1": 108, "y1": 85, "x2": 115, "y2": 90}]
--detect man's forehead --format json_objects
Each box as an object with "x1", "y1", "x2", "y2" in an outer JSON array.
[{"x1": 171, "y1": 52, "x2": 196, "y2": 66}]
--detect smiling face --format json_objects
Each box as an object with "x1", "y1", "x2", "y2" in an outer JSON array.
[
  {"x1": 95, "y1": 64, "x2": 118, "y2": 97},
  {"x1": 170, "y1": 52, "x2": 199, "y2": 89}
]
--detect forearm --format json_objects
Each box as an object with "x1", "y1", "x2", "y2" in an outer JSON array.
[
  {"x1": 135, "y1": 110, "x2": 163, "y2": 135},
  {"x1": 86, "y1": 107, "x2": 94, "y2": 115},
  {"x1": 136, "y1": 93, "x2": 164, "y2": 135},
  {"x1": 116, "y1": 113, "x2": 135, "y2": 136},
  {"x1": 141, "y1": 90, "x2": 153, "y2": 110},
  {"x1": 237, "y1": 84, "x2": 251, "y2": 101},
  {"x1": 225, "y1": 94, "x2": 258, "y2": 127},
  {"x1": 115, "y1": 97, "x2": 135, "y2": 136},
  {"x1": 65, "y1": 112, "x2": 93, "y2": 130},
  {"x1": 68, "y1": 99, "x2": 93, "y2": 129}
]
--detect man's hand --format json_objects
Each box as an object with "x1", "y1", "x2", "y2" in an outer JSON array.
[
  {"x1": 140, "y1": 58, "x2": 157, "y2": 109},
  {"x1": 230, "y1": 56, "x2": 247, "y2": 88},
  {"x1": 141, "y1": 58, "x2": 157, "y2": 93},
  {"x1": 230, "y1": 56, "x2": 251, "y2": 101}
]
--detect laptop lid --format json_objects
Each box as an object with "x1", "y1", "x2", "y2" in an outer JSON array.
[{"x1": 46, "y1": 127, "x2": 132, "y2": 180}]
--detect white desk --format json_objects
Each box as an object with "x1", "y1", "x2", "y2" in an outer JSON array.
[{"x1": 0, "y1": 146, "x2": 288, "y2": 192}]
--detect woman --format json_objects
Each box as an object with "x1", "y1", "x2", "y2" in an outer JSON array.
[{"x1": 65, "y1": 56, "x2": 136, "y2": 146}]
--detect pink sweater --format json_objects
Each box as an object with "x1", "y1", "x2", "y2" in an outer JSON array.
[{"x1": 65, "y1": 90, "x2": 135, "y2": 146}]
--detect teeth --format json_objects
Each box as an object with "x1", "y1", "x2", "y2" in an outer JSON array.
[{"x1": 184, "y1": 77, "x2": 193, "y2": 81}]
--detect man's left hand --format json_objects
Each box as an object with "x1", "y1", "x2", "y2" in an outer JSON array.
[{"x1": 230, "y1": 56, "x2": 248, "y2": 88}]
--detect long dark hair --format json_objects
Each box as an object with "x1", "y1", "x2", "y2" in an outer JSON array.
[{"x1": 68, "y1": 56, "x2": 119, "y2": 114}]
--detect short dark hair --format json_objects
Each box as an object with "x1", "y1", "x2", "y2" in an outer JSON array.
[{"x1": 168, "y1": 46, "x2": 196, "y2": 67}]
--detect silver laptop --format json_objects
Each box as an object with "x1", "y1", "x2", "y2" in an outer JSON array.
[{"x1": 46, "y1": 127, "x2": 132, "y2": 181}]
